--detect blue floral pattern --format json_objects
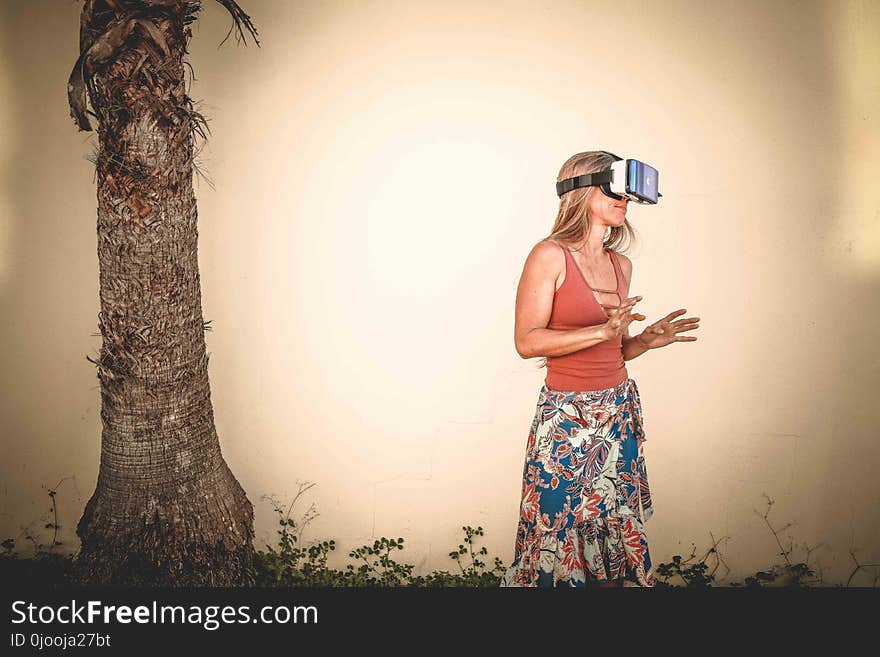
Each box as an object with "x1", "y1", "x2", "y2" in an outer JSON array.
[{"x1": 500, "y1": 377, "x2": 655, "y2": 587}]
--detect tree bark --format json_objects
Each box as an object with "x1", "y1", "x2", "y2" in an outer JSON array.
[{"x1": 69, "y1": 0, "x2": 260, "y2": 586}]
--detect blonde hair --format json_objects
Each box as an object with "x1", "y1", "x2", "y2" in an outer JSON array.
[
  {"x1": 535, "y1": 150, "x2": 639, "y2": 371},
  {"x1": 545, "y1": 150, "x2": 637, "y2": 252}
]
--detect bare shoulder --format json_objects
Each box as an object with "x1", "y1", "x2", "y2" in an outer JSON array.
[{"x1": 525, "y1": 238, "x2": 564, "y2": 273}]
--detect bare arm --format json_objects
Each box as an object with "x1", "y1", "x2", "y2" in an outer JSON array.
[
  {"x1": 622, "y1": 328, "x2": 651, "y2": 361},
  {"x1": 514, "y1": 241, "x2": 638, "y2": 359},
  {"x1": 617, "y1": 253, "x2": 652, "y2": 361}
]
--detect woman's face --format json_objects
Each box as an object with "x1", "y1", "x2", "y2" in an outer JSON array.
[{"x1": 586, "y1": 185, "x2": 628, "y2": 227}]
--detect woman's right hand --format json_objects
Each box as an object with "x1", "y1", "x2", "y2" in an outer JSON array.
[{"x1": 601, "y1": 296, "x2": 645, "y2": 340}]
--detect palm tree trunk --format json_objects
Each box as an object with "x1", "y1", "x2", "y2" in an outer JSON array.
[{"x1": 68, "y1": 0, "x2": 260, "y2": 586}]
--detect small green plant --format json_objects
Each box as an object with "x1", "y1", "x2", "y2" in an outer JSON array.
[
  {"x1": 5, "y1": 482, "x2": 879, "y2": 588},
  {"x1": 654, "y1": 494, "x2": 832, "y2": 588},
  {"x1": 409, "y1": 526, "x2": 506, "y2": 587},
  {"x1": 345, "y1": 537, "x2": 414, "y2": 586},
  {"x1": 252, "y1": 483, "x2": 345, "y2": 586},
  {"x1": 1, "y1": 479, "x2": 76, "y2": 587},
  {"x1": 654, "y1": 536, "x2": 726, "y2": 588},
  {"x1": 251, "y1": 483, "x2": 506, "y2": 586}
]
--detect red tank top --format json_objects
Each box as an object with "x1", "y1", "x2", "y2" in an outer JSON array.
[{"x1": 544, "y1": 240, "x2": 629, "y2": 392}]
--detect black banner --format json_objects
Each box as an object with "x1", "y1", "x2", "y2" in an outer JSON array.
[{"x1": 2, "y1": 585, "x2": 876, "y2": 651}]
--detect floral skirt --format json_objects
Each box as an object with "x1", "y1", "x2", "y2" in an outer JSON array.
[{"x1": 500, "y1": 377, "x2": 655, "y2": 587}]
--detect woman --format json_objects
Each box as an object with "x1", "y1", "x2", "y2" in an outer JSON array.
[{"x1": 500, "y1": 150, "x2": 700, "y2": 588}]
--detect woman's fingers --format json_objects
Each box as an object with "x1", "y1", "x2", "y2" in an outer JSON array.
[
  {"x1": 609, "y1": 296, "x2": 642, "y2": 311},
  {"x1": 672, "y1": 316, "x2": 700, "y2": 333},
  {"x1": 605, "y1": 308, "x2": 645, "y2": 336},
  {"x1": 607, "y1": 298, "x2": 641, "y2": 317},
  {"x1": 608, "y1": 312, "x2": 645, "y2": 327},
  {"x1": 604, "y1": 298, "x2": 647, "y2": 337},
  {"x1": 663, "y1": 309, "x2": 688, "y2": 322}
]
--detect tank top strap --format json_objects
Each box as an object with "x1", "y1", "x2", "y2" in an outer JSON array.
[
  {"x1": 550, "y1": 238, "x2": 568, "y2": 257},
  {"x1": 609, "y1": 250, "x2": 626, "y2": 299},
  {"x1": 549, "y1": 238, "x2": 570, "y2": 273}
]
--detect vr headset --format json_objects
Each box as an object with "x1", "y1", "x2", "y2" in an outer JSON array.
[{"x1": 556, "y1": 152, "x2": 662, "y2": 205}]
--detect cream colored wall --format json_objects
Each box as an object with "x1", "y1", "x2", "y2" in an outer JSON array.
[{"x1": 1, "y1": 0, "x2": 877, "y2": 584}]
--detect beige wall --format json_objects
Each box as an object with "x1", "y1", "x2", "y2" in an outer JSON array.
[{"x1": 1, "y1": 0, "x2": 878, "y2": 584}]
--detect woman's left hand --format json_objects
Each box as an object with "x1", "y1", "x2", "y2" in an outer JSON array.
[{"x1": 636, "y1": 309, "x2": 700, "y2": 349}]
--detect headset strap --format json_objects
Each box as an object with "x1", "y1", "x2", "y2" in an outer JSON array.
[{"x1": 556, "y1": 170, "x2": 614, "y2": 197}]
